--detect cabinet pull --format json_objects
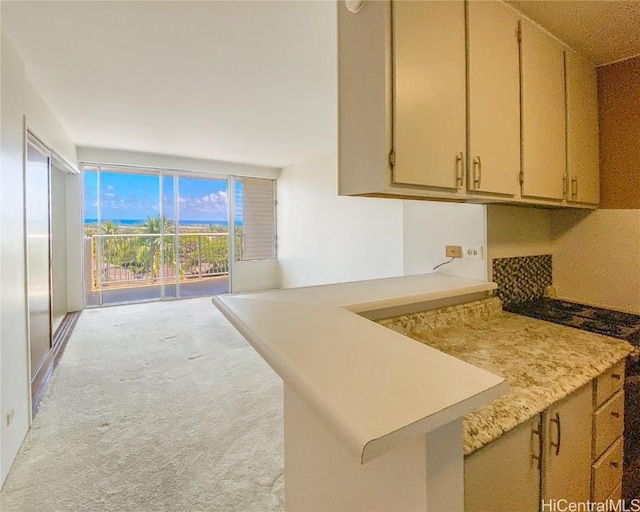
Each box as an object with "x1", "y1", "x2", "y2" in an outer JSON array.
[
  {"x1": 612, "y1": 373, "x2": 622, "y2": 380},
  {"x1": 455, "y1": 152, "x2": 464, "y2": 187},
  {"x1": 532, "y1": 425, "x2": 542, "y2": 469},
  {"x1": 563, "y1": 176, "x2": 568, "y2": 199},
  {"x1": 611, "y1": 411, "x2": 621, "y2": 419},
  {"x1": 571, "y1": 177, "x2": 578, "y2": 199},
  {"x1": 473, "y1": 156, "x2": 481, "y2": 188},
  {"x1": 550, "y1": 413, "x2": 561, "y2": 456},
  {"x1": 611, "y1": 461, "x2": 620, "y2": 469}
]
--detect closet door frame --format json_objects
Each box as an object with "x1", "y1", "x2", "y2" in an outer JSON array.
[{"x1": 24, "y1": 130, "x2": 54, "y2": 387}]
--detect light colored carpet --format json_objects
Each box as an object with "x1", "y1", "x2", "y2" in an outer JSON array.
[{"x1": 0, "y1": 297, "x2": 284, "y2": 512}]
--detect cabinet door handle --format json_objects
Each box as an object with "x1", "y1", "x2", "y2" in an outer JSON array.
[
  {"x1": 611, "y1": 461, "x2": 620, "y2": 469},
  {"x1": 455, "y1": 152, "x2": 464, "y2": 187},
  {"x1": 532, "y1": 424, "x2": 542, "y2": 469},
  {"x1": 550, "y1": 413, "x2": 561, "y2": 456},
  {"x1": 612, "y1": 373, "x2": 622, "y2": 380},
  {"x1": 473, "y1": 156, "x2": 481, "y2": 188},
  {"x1": 571, "y1": 177, "x2": 578, "y2": 199},
  {"x1": 611, "y1": 411, "x2": 621, "y2": 419}
]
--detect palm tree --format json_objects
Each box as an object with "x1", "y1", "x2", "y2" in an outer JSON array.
[
  {"x1": 100, "y1": 220, "x2": 122, "y2": 283},
  {"x1": 136, "y1": 215, "x2": 176, "y2": 282}
]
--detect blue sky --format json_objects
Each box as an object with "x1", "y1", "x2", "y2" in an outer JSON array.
[{"x1": 84, "y1": 172, "x2": 234, "y2": 222}]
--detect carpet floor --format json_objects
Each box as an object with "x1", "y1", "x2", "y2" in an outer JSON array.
[{"x1": 0, "y1": 297, "x2": 284, "y2": 512}]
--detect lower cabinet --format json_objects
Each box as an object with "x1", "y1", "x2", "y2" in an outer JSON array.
[
  {"x1": 542, "y1": 384, "x2": 593, "y2": 503},
  {"x1": 465, "y1": 417, "x2": 541, "y2": 511},
  {"x1": 466, "y1": 384, "x2": 594, "y2": 511}
]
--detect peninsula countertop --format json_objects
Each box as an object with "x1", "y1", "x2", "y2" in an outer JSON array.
[
  {"x1": 212, "y1": 273, "x2": 509, "y2": 464},
  {"x1": 379, "y1": 297, "x2": 634, "y2": 455}
]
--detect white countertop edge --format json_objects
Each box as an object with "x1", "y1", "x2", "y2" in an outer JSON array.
[
  {"x1": 343, "y1": 283, "x2": 498, "y2": 314},
  {"x1": 361, "y1": 379, "x2": 509, "y2": 464}
]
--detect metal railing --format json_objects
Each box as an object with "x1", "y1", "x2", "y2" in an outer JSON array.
[{"x1": 88, "y1": 233, "x2": 232, "y2": 291}]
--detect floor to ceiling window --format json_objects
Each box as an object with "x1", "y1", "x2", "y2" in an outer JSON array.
[{"x1": 82, "y1": 164, "x2": 274, "y2": 306}]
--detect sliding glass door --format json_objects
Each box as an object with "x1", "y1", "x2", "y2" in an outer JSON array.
[
  {"x1": 83, "y1": 167, "x2": 231, "y2": 306},
  {"x1": 175, "y1": 177, "x2": 231, "y2": 297}
]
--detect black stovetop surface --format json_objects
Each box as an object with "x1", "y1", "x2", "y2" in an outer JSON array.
[{"x1": 505, "y1": 298, "x2": 640, "y2": 347}]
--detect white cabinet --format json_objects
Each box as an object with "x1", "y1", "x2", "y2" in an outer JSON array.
[
  {"x1": 466, "y1": 384, "x2": 594, "y2": 510},
  {"x1": 465, "y1": 417, "x2": 541, "y2": 512},
  {"x1": 592, "y1": 360, "x2": 625, "y2": 502},
  {"x1": 566, "y1": 49, "x2": 600, "y2": 205},
  {"x1": 520, "y1": 19, "x2": 567, "y2": 201},
  {"x1": 337, "y1": 0, "x2": 390, "y2": 197},
  {"x1": 337, "y1": 0, "x2": 468, "y2": 199},
  {"x1": 392, "y1": 0, "x2": 466, "y2": 190},
  {"x1": 337, "y1": 0, "x2": 600, "y2": 208},
  {"x1": 467, "y1": 1, "x2": 521, "y2": 197},
  {"x1": 542, "y1": 383, "x2": 593, "y2": 503}
]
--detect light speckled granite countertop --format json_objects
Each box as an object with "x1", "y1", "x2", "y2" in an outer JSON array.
[{"x1": 378, "y1": 298, "x2": 634, "y2": 455}]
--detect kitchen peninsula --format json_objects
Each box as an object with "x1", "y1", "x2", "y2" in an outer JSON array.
[
  {"x1": 212, "y1": 274, "x2": 632, "y2": 511},
  {"x1": 212, "y1": 274, "x2": 508, "y2": 511}
]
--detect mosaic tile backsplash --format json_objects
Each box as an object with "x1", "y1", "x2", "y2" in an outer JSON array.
[{"x1": 492, "y1": 255, "x2": 552, "y2": 307}]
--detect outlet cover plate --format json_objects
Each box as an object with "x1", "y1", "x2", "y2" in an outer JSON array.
[{"x1": 464, "y1": 246, "x2": 484, "y2": 260}]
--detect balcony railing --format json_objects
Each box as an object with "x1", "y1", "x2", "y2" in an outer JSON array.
[{"x1": 87, "y1": 233, "x2": 233, "y2": 291}]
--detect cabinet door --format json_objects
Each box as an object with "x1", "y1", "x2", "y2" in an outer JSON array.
[
  {"x1": 392, "y1": 0, "x2": 466, "y2": 190},
  {"x1": 566, "y1": 49, "x2": 600, "y2": 205},
  {"x1": 520, "y1": 19, "x2": 567, "y2": 200},
  {"x1": 465, "y1": 416, "x2": 541, "y2": 512},
  {"x1": 467, "y1": 1, "x2": 520, "y2": 196},
  {"x1": 543, "y1": 384, "x2": 593, "y2": 503}
]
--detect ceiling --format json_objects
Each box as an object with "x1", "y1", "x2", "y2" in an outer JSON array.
[
  {"x1": 1, "y1": 1, "x2": 337, "y2": 168},
  {"x1": 507, "y1": 1, "x2": 640, "y2": 66},
  {"x1": 2, "y1": 1, "x2": 638, "y2": 169}
]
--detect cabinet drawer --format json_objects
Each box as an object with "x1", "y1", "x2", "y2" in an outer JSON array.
[
  {"x1": 595, "y1": 360, "x2": 625, "y2": 407},
  {"x1": 592, "y1": 437, "x2": 623, "y2": 502},
  {"x1": 594, "y1": 390, "x2": 625, "y2": 458}
]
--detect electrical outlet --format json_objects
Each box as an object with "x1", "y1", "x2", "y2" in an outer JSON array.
[
  {"x1": 445, "y1": 245, "x2": 462, "y2": 258},
  {"x1": 6, "y1": 407, "x2": 14, "y2": 426},
  {"x1": 464, "y1": 246, "x2": 484, "y2": 260}
]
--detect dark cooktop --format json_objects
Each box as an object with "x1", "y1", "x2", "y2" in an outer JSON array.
[{"x1": 505, "y1": 298, "x2": 640, "y2": 347}]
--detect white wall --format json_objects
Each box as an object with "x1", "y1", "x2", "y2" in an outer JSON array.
[
  {"x1": 232, "y1": 260, "x2": 280, "y2": 293},
  {"x1": 486, "y1": 205, "x2": 554, "y2": 280},
  {"x1": 0, "y1": 33, "x2": 78, "y2": 486},
  {"x1": 552, "y1": 209, "x2": 640, "y2": 314},
  {"x1": 486, "y1": 205, "x2": 553, "y2": 260},
  {"x1": 277, "y1": 152, "x2": 491, "y2": 288},
  {"x1": 277, "y1": 153, "x2": 404, "y2": 287},
  {"x1": 486, "y1": 205, "x2": 640, "y2": 314},
  {"x1": 403, "y1": 201, "x2": 487, "y2": 280},
  {"x1": 1, "y1": 32, "x2": 30, "y2": 489},
  {"x1": 26, "y1": 79, "x2": 77, "y2": 168}
]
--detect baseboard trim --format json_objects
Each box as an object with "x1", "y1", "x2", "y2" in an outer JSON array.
[{"x1": 31, "y1": 311, "x2": 81, "y2": 417}]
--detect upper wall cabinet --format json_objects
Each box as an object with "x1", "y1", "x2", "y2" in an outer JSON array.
[
  {"x1": 467, "y1": 1, "x2": 521, "y2": 197},
  {"x1": 337, "y1": 0, "x2": 600, "y2": 209},
  {"x1": 520, "y1": 19, "x2": 567, "y2": 201},
  {"x1": 392, "y1": 0, "x2": 466, "y2": 190},
  {"x1": 566, "y1": 50, "x2": 600, "y2": 205}
]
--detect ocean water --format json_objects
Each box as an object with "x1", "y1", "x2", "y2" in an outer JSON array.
[{"x1": 84, "y1": 219, "x2": 239, "y2": 227}]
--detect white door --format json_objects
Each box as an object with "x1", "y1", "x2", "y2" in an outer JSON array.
[
  {"x1": 566, "y1": 49, "x2": 600, "y2": 205},
  {"x1": 392, "y1": 0, "x2": 466, "y2": 190},
  {"x1": 467, "y1": 1, "x2": 521, "y2": 196},
  {"x1": 25, "y1": 135, "x2": 53, "y2": 380},
  {"x1": 521, "y1": 19, "x2": 567, "y2": 200},
  {"x1": 543, "y1": 384, "x2": 593, "y2": 503}
]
